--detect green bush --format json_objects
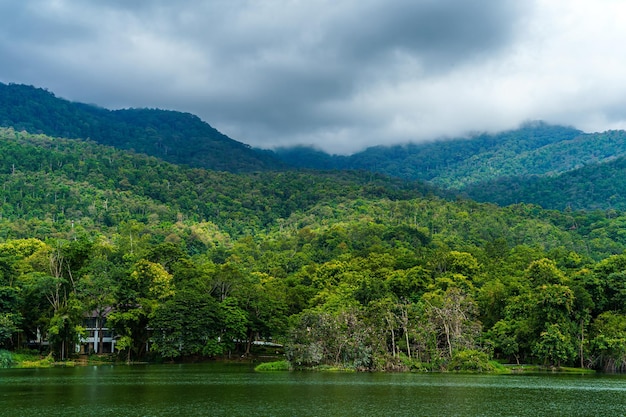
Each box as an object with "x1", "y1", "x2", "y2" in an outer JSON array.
[
  {"x1": 449, "y1": 350, "x2": 494, "y2": 372},
  {"x1": 12, "y1": 351, "x2": 54, "y2": 368},
  {"x1": 254, "y1": 360, "x2": 291, "y2": 372},
  {"x1": 0, "y1": 349, "x2": 15, "y2": 368}
]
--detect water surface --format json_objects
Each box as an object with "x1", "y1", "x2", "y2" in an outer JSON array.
[{"x1": 1, "y1": 363, "x2": 625, "y2": 416}]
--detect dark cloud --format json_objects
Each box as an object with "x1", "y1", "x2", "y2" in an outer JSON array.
[
  {"x1": 1, "y1": 1, "x2": 625, "y2": 153},
  {"x1": 178, "y1": 0, "x2": 529, "y2": 149},
  {"x1": 330, "y1": 1, "x2": 524, "y2": 68}
]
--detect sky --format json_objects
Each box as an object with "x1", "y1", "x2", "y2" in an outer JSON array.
[{"x1": 1, "y1": 0, "x2": 626, "y2": 154}]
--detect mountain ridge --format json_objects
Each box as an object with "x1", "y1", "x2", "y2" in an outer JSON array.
[
  {"x1": 275, "y1": 122, "x2": 590, "y2": 186},
  {"x1": 0, "y1": 82, "x2": 284, "y2": 172},
  {"x1": 5, "y1": 82, "x2": 626, "y2": 212},
  {"x1": 6, "y1": 86, "x2": 626, "y2": 371}
]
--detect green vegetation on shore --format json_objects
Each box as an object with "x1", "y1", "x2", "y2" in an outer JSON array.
[
  {"x1": 3, "y1": 127, "x2": 626, "y2": 372},
  {"x1": 3, "y1": 91, "x2": 626, "y2": 373},
  {"x1": 254, "y1": 360, "x2": 291, "y2": 372}
]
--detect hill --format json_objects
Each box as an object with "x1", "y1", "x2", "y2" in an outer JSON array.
[
  {"x1": 6, "y1": 83, "x2": 626, "y2": 372},
  {"x1": 0, "y1": 127, "x2": 444, "y2": 239},
  {"x1": 461, "y1": 154, "x2": 626, "y2": 211},
  {"x1": 6, "y1": 82, "x2": 626, "y2": 214},
  {"x1": 275, "y1": 123, "x2": 626, "y2": 210},
  {"x1": 0, "y1": 82, "x2": 284, "y2": 172},
  {"x1": 3, "y1": 126, "x2": 626, "y2": 371},
  {"x1": 274, "y1": 122, "x2": 588, "y2": 186}
]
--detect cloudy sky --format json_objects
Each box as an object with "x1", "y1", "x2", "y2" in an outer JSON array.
[{"x1": 1, "y1": 0, "x2": 625, "y2": 154}]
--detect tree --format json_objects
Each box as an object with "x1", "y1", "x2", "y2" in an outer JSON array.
[
  {"x1": 533, "y1": 324, "x2": 575, "y2": 367},
  {"x1": 526, "y1": 258, "x2": 567, "y2": 286},
  {"x1": 77, "y1": 258, "x2": 119, "y2": 354},
  {"x1": 150, "y1": 288, "x2": 221, "y2": 359},
  {"x1": 488, "y1": 319, "x2": 521, "y2": 364},
  {"x1": 233, "y1": 272, "x2": 289, "y2": 355},
  {"x1": 217, "y1": 297, "x2": 248, "y2": 357},
  {"x1": 423, "y1": 287, "x2": 481, "y2": 359},
  {"x1": 286, "y1": 307, "x2": 372, "y2": 369},
  {"x1": 108, "y1": 259, "x2": 174, "y2": 361},
  {"x1": 590, "y1": 311, "x2": 626, "y2": 372},
  {"x1": 0, "y1": 313, "x2": 19, "y2": 349}
]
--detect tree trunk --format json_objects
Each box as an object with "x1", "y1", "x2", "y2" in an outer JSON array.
[
  {"x1": 401, "y1": 306, "x2": 411, "y2": 359},
  {"x1": 405, "y1": 329, "x2": 411, "y2": 360},
  {"x1": 580, "y1": 319, "x2": 584, "y2": 369},
  {"x1": 390, "y1": 326, "x2": 396, "y2": 357},
  {"x1": 443, "y1": 322, "x2": 452, "y2": 357}
]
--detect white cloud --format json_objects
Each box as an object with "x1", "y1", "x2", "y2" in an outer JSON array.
[{"x1": 1, "y1": 0, "x2": 626, "y2": 153}]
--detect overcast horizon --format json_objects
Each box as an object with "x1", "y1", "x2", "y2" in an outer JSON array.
[{"x1": 1, "y1": 1, "x2": 625, "y2": 154}]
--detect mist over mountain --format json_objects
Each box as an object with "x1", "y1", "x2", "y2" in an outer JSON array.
[
  {"x1": 5, "y1": 82, "x2": 626, "y2": 213},
  {"x1": 275, "y1": 123, "x2": 626, "y2": 211},
  {"x1": 275, "y1": 122, "x2": 587, "y2": 185}
]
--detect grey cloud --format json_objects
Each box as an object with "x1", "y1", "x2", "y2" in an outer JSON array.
[
  {"x1": 192, "y1": 1, "x2": 529, "y2": 147},
  {"x1": 328, "y1": 0, "x2": 527, "y2": 69},
  {"x1": 0, "y1": 0, "x2": 550, "y2": 153}
]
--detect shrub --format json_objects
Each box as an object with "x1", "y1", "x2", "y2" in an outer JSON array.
[
  {"x1": 254, "y1": 360, "x2": 291, "y2": 372},
  {"x1": 449, "y1": 350, "x2": 494, "y2": 372},
  {"x1": 0, "y1": 349, "x2": 15, "y2": 368}
]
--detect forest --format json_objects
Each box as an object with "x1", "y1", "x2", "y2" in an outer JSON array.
[
  {"x1": 5, "y1": 82, "x2": 626, "y2": 212},
  {"x1": 276, "y1": 124, "x2": 626, "y2": 212},
  {"x1": 0, "y1": 82, "x2": 281, "y2": 172},
  {"x1": 3, "y1": 126, "x2": 626, "y2": 372}
]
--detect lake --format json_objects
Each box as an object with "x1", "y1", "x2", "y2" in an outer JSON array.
[{"x1": 1, "y1": 362, "x2": 626, "y2": 416}]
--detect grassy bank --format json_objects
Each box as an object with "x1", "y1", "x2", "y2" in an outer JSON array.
[
  {"x1": 253, "y1": 359, "x2": 597, "y2": 374},
  {"x1": 1, "y1": 350, "x2": 55, "y2": 368},
  {"x1": 254, "y1": 360, "x2": 291, "y2": 372},
  {"x1": 506, "y1": 364, "x2": 595, "y2": 374},
  {"x1": 0, "y1": 350, "x2": 122, "y2": 369}
]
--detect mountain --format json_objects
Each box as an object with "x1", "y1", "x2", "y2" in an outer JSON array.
[
  {"x1": 275, "y1": 123, "x2": 626, "y2": 211},
  {"x1": 0, "y1": 82, "x2": 284, "y2": 172},
  {"x1": 0, "y1": 127, "x2": 445, "y2": 238},
  {"x1": 274, "y1": 122, "x2": 587, "y2": 186},
  {"x1": 5, "y1": 119, "x2": 626, "y2": 371},
  {"x1": 5, "y1": 82, "x2": 626, "y2": 213},
  {"x1": 3, "y1": 126, "x2": 624, "y2": 261},
  {"x1": 461, "y1": 155, "x2": 626, "y2": 211}
]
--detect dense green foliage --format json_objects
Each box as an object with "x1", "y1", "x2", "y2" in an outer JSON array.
[
  {"x1": 0, "y1": 83, "x2": 283, "y2": 172},
  {"x1": 3, "y1": 129, "x2": 626, "y2": 371},
  {"x1": 0, "y1": 349, "x2": 15, "y2": 368},
  {"x1": 5, "y1": 84, "x2": 626, "y2": 372},
  {"x1": 462, "y1": 155, "x2": 626, "y2": 211},
  {"x1": 6, "y1": 82, "x2": 626, "y2": 214},
  {"x1": 0, "y1": 127, "x2": 441, "y2": 239},
  {"x1": 275, "y1": 122, "x2": 587, "y2": 186},
  {"x1": 276, "y1": 124, "x2": 626, "y2": 212}
]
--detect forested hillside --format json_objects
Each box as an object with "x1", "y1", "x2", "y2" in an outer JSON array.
[
  {"x1": 462, "y1": 155, "x2": 626, "y2": 211},
  {"x1": 3, "y1": 127, "x2": 626, "y2": 372},
  {"x1": 0, "y1": 128, "x2": 442, "y2": 237},
  {"x1": 275, "y1": 122, "x2": 587, "y2": 185},
  {"x1": 276, "y1": 124, "x2": 626, "y2": 211},
  {"x1": 5, "y1": 82, "x2": 626, "y2": 214},
  {"x1": 0, "y1": 83, "x2": 283, "y2": 172}
]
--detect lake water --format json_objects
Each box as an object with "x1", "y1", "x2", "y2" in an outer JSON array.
[{"x1": 1, "y1": 363, "x2": 626, "y2": 416}]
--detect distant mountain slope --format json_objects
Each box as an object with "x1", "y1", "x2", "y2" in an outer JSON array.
[
  {"x1": 7, "y1": 82, "x2": 626, "y2": 213},
  {"x1": 0, "y1": 127, "x2": 444, "y2": 237},
  {"x1": 275, "y1": 122, "x2": 586, "y2": 186},
  {"x1": 462, "y1": 156, "x2": 626, "y2": 211},
  {"x1": 276, "y1": 123, "x2": 626, "y2": 211},
  {"x1": 426, "y1": 129, "x2": 626, "y2": 188},
  {"x1": 0, "y1": 82, "x2": 284, "y2": 172},
  {"x1": 5, "y1": 126, "x2": 625, "y2": 261}
]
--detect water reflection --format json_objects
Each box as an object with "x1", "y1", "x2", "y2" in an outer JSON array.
[{"x1": 1, "y1": 364, "x2": 626, "y2": 416}]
